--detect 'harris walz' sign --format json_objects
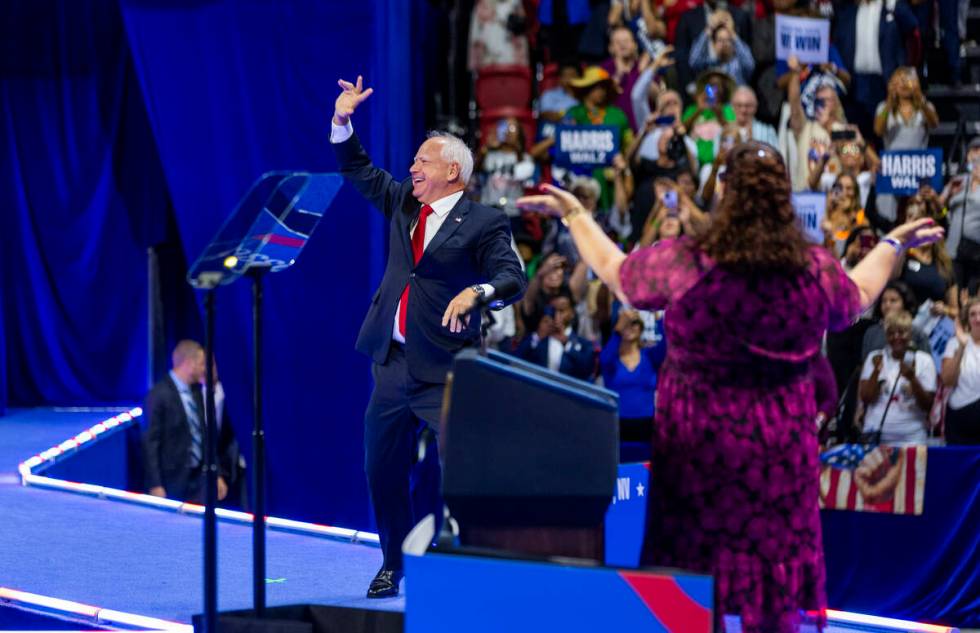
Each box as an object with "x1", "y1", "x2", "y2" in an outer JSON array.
[
  {"x1": 877, "y1": 149, "x2": 943, "y2": 195},
  {"x1": 553, "y1": 125, "x2": 619, "y2": 169}
]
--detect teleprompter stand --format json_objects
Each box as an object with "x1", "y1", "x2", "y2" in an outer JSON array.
[{"x1": 187, "y1": 172, "x2": 341, "y2": 632}]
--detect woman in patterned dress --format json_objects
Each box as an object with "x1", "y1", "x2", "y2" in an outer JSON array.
[{"x1": 517, "y1": 140, "x2": 943, "y2": 632}]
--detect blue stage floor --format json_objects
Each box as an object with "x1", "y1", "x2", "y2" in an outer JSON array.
[{"x1": 0, "y1": 409, "x2": 402, "y2": 625}]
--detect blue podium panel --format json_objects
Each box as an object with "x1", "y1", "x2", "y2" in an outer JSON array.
[
  {"x1": 605, "y1": 461, "x2": 649, "y2": 567},
  {"x1": 405, "y1": 551, "x2": 713, "y2": 633},
  {"x1": 603, "y1": 451, "x2": 980, "y2": 627}
]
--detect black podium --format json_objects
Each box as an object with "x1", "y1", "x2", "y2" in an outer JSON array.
[{"x1": 441, "y1": 349, "x2": 619, "y2": 561}]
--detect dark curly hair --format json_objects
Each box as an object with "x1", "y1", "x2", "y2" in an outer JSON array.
[{"x1": 696, "y1": 141, "x2": 811, "y2": 272}]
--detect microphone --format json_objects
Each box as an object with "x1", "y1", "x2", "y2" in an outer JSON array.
[{"x1": 475, "y1": 278, "x2": 523, "y2": 311}]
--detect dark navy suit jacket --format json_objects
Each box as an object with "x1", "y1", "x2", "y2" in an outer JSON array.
[
  {"x1": 514, "y1": 332, "x2": 597, "y2": 381},
  {"x1": 142, "y1": 376, "x2": 239, "y2": 498},
  {"x1": 833, "y1": 0, "x2": 917, "y2": 81},
  {"x1": 333, "y1": 133, "x2": 526, "y2": 384}
]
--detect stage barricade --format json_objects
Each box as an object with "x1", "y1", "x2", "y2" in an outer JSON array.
[{"x1": 41, "y1": 418, "x2": 142, "y2": 491}]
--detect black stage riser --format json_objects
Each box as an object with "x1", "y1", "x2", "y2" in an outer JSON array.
[{"x1": 193, "y1": 605, "x2": 403, "y2": 633}]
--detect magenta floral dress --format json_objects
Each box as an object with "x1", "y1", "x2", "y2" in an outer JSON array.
[{"x1": 619, "y1": 237, "x2": 861, "y2": 633}]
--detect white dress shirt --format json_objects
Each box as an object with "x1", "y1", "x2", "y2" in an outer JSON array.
[
  {"x1": 854, "y1": 0, "x2": 883, "y2": 74},
  {"x1": 331, "y1": 120, "x2": 495, "y2": 343}
]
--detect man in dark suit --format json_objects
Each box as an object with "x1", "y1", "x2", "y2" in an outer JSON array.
[
  {"x1": 832, "y1": 0, "x2": 918, "y2": 139},
  {"x1": 515, "y1": 294, "x2": 596, "y2": 381},
  {"x1": 673, "y1": 0, "x2": 752, "y2": 92},
  {"x1": 143, "y1": 340, "x2": 239, "y2": 504},
  {"x1": 330, "y1": 76, "x2": 526, "y2": 598}
]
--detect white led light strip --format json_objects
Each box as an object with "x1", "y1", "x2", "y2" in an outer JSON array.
[
  {"x1": 17, "y1": 408, "x2": 379, "y2": 545},
  {"x1": 0, "y1": 587, "x2": 192, "y2": 632},
  {"x1": 823, "y1": 608, "x2": 958, "y2": 633}
]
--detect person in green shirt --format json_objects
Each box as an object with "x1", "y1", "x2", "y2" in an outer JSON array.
[
  {"x1": 563, "y1": 66, "x2": 635, "y2": 211},
  {"x1": 682, "y1": 70, "x2": 736, "y2": 168}
]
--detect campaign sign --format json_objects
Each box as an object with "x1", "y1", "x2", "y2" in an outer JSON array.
[
  {"x1": 877, "y1": 149, "x2": 943, "y2": 195},
  {"x1": 792, "y1": 192, "x2": 827, "y2": 244},
  {"x1": 775, "y1": 15, "x2": 830, "y2": 65},
  {"x1": 553, "y1": 124, "x2": 619, "y2": 169}
]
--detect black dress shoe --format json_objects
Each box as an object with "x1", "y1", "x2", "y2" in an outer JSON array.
[{"x1": 366, "y1": 568, "x2": 403, "y2": 598}]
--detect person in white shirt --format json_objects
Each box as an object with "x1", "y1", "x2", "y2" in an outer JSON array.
[
  {"x1": 859, "y1": 311, "x2": 937, "y2": 444},
  {"x1": 730, "y1": 87, "x2": 778, "y2": 149},
  {"x1": 940, "y1": 297, "x2": 980, "y2": 444}
]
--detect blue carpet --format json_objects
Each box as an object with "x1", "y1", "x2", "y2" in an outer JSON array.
[{"x1": 0, "y1": 409, "x2": 403, "y2": 624}]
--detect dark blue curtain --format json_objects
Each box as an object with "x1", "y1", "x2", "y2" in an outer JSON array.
[
  {"x1": 2, "y1": 0, "x2": 435, "y2": 530},
  {"x1": 0, "y1": 1, "x2": 158, "y2": 406},
  {"x1": 0, "y1": 254, "x2": 6, "y2": 416}
]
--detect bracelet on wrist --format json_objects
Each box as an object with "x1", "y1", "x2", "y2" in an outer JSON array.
[
  {"x1": 561, "y1": 207, "x2": 587, "y2": 227},
  {"x1": 881, "y1": 236, "x2": 904, "y2": 253}
]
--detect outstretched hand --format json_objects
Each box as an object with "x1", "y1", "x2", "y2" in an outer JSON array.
[
  {"x1": 442, "y1": 287, "x2": 480, "y2": 333},
  {"x1": 887, "y1": 218, "x2": 945, "y2": 250},
  {"x1": 515, "y1": 184, "x2": 583, "y2": 219},
  {"x1": 333, "y1": 76, "x2": 374, "y2": 126}
]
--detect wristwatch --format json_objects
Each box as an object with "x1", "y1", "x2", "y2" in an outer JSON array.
[{"x1": 471, "y1": 284, "x2": 486, "y2": 298}]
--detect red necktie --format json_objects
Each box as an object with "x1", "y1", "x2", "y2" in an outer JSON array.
[{"x1": 398, "y1": 204, "x2": 434, "y2": 338}]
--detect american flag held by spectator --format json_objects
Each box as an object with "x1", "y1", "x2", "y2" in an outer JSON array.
[{"x1": 819, "y1": 445, "x2": 927, "y2": 515}]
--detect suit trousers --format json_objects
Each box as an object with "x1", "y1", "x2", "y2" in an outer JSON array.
[
  {"x1": 364, "y1": 342, "x2": 445, "y2": 571},
  {"x1": 846, "y1": 73, "x2": 887, "y2": 144}
]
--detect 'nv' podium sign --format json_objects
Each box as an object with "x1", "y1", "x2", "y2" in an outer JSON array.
[
  {"x1": 877, "y1": 149, "x2": 943, "y2": 195},
  {"x1": 554, "y1": 124, "x2": 620, "y2": 169}
]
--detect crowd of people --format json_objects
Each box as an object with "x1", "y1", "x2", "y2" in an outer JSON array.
[{"x1": 466, "y1": 0, "x2": 980, "y2": 450}]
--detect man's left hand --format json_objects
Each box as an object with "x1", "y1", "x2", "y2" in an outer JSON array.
[
  {"x1": 217, "y1": 476, "x2": 228, "y2": 502},
  {"x1": 442, "y1": 287, "x2": 480, "y2": 333}
]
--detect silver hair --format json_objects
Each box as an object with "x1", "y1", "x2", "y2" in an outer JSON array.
[
  {"x1": 426, "y1": 130, "x2": 474, "y2": 185},
  {"x1": 733, "y1": 85, "x2": 758, "y2": 103}
]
